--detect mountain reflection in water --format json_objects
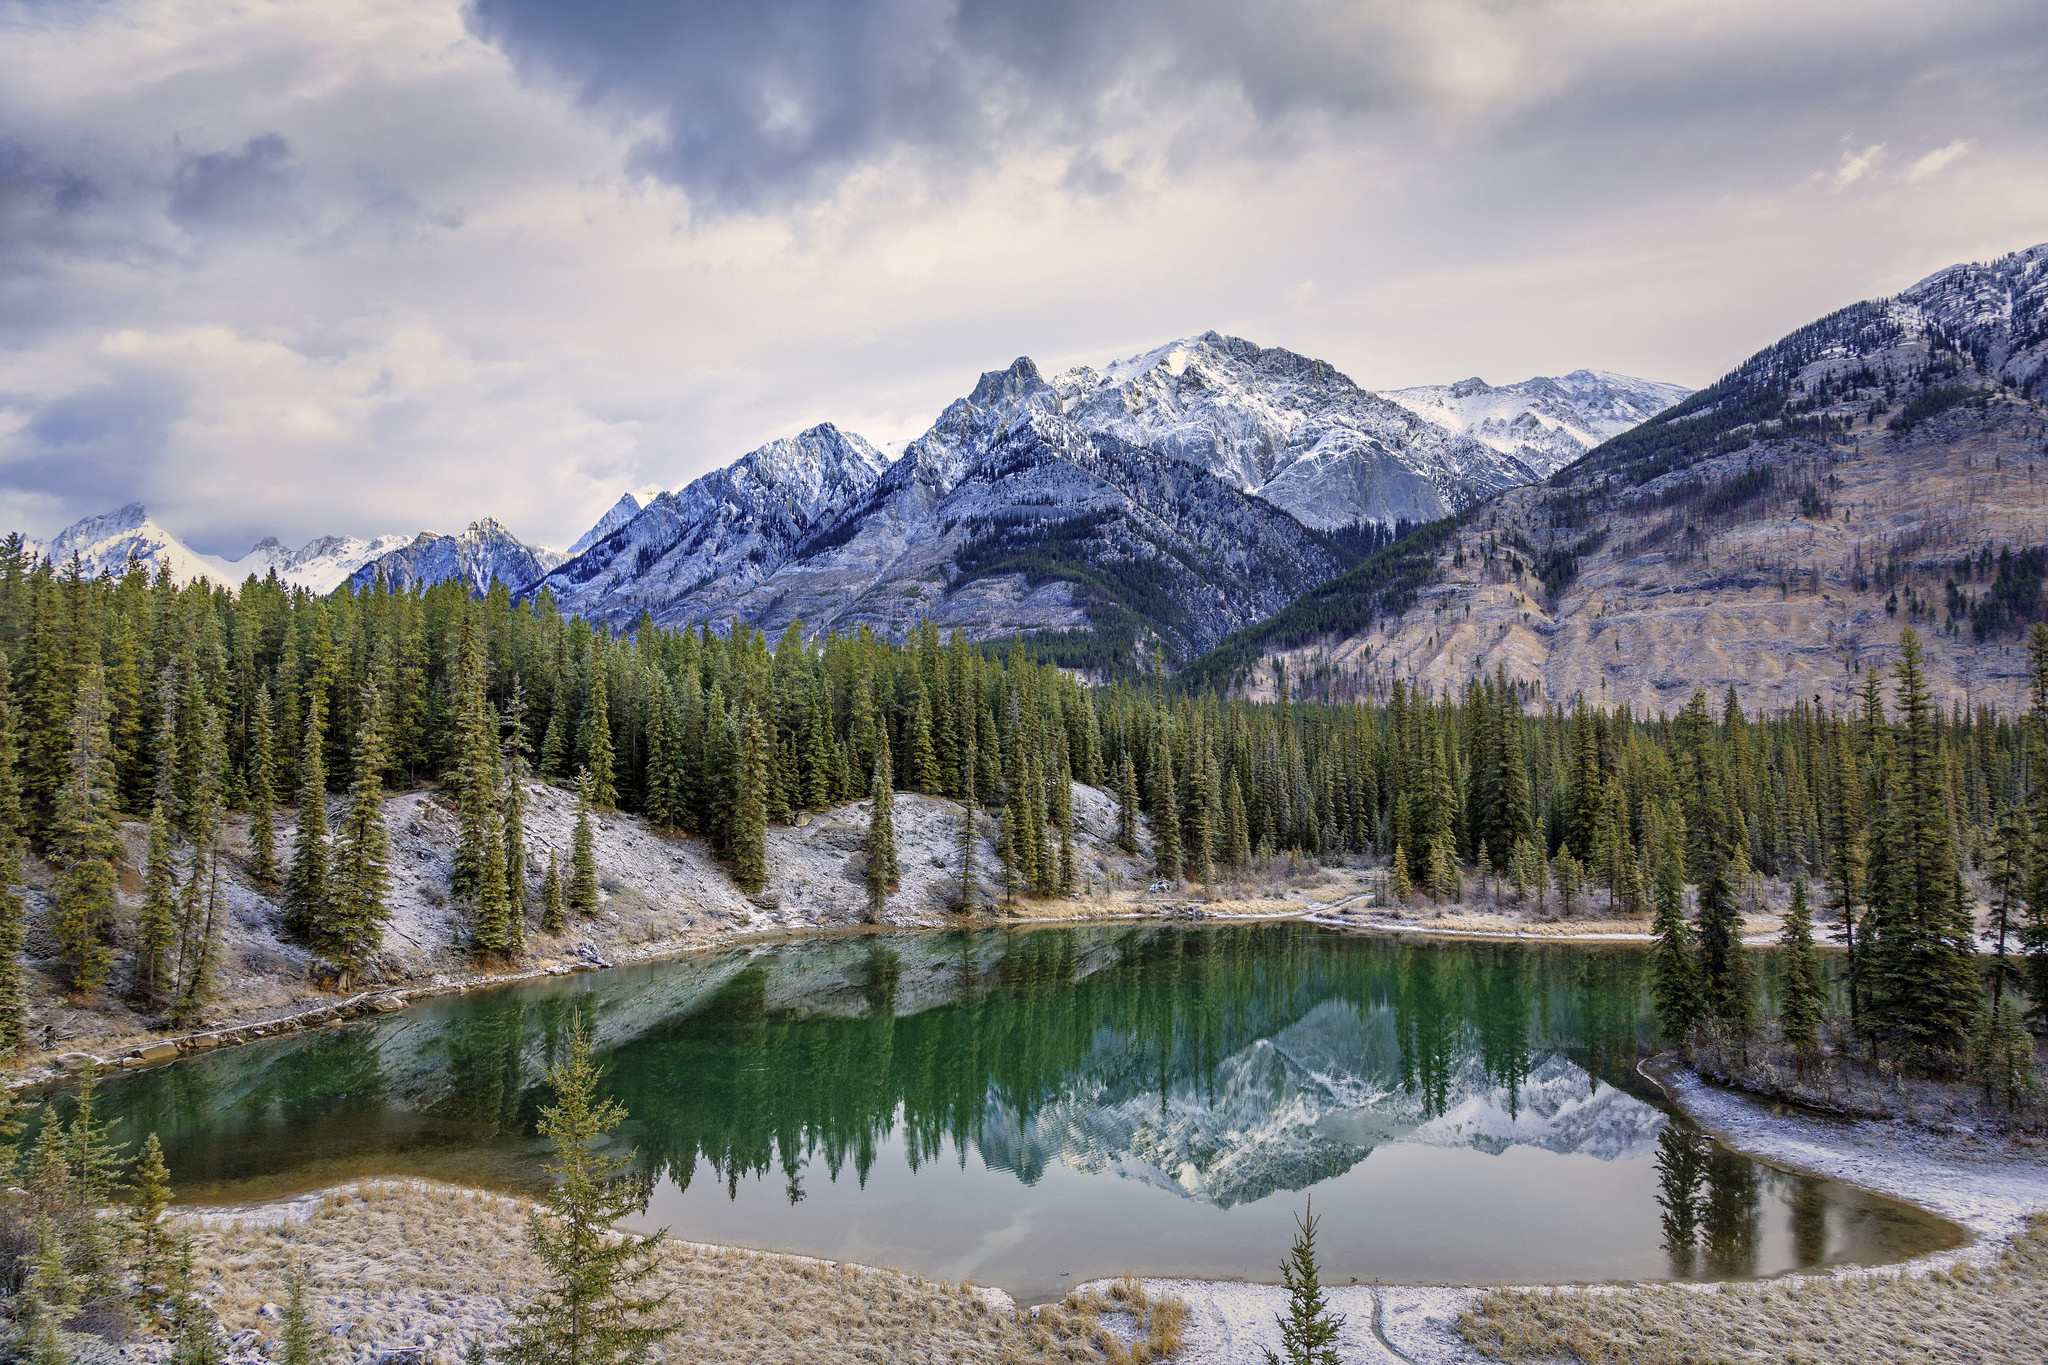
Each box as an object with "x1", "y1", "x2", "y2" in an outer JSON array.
[{"x1": 75, "y1": 923, "x2": 1963, "y2": 1294}]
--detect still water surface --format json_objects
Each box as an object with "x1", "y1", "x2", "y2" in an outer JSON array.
[{"x1": 75, "y1": 923, "x2": 1963, "y2": 1300}]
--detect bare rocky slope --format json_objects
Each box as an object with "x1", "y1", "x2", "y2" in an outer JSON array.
[
  {"x1": 1201, "y1": 242, "x2": 2048, "y2": 714},
  {"x1": 16, "y1": 780, "x2": 1152, "y2": 1061}
]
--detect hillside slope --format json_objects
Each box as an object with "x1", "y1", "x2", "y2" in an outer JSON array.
[{"x1": 1199, "y1": 242, "x2": 2048, "y2": 714}]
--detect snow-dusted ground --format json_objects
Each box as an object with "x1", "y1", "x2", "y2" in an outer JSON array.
[{"x1": 1080, "y1": 1057, "x2": 2048, "y2": 1364}]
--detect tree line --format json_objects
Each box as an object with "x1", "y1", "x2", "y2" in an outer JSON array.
[{"x1": 0, "y1": 537, "x2": 2041, "y2": 1074}]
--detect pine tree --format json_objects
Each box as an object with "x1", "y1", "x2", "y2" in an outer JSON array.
[
  {"x1": 580, "y1": 662, "x2": 617, "y2": 809},
  {"x1": 131, "y1": 1132, "x2": 175, "y2": 1304},
  {"x1": 136, "y1": 801, "x2": 177, "y2": 1008},
  {"x1": 569, "y1": 770, "x2": 600, "y2": 915},
  {"x1": 865, "y1": 750, "x2": 898, "y2": 923},
  {"x1": 1224, "y1": 774, "x2": 1251, "y2": 872},
  {"x1": 1866, "y1": 630, "x2": 1979, "y2": 1064},
  {"x1": 503, "y1": 681, "x2": 532, "y2": 939},
  {"x1": 502, "y1": 1013, "x2": 676, "y2": 1365},
  {"x1": 957, "y1": 742, "x2": 979, "y2": 913},
  {"x1": 1389, "y1": 845, "x2": 1412, "y2": 905},
  {"x1": 278, "y1": 1258, "x2": 328, "y2": 1365},
  {"x1": 53, "y1": 660, "x2": 121, "y2": 997},
  {"x1": 1152, "y1": 743, "x2": 1181, "y2": 884},
  {"x1": 1115, "y1": 751, "x2": 1139, "y2": 854},
  {"x1": 1990, "y1": 800, "x2": 2029, "y2": 1007},
  {"x1": 996, "y1": 790, "x2": 1024, "y2": 905},
  {"x1": 0, "y1": 650, "x2": 29, "y2": 1050},
  {"x1": 541, "y1": 848, "x2": 567, "y2": 933},
  {"x1": 167, "y1": 1236, "x2": 225, "y2": 1365},
  {"x1": 281, "y1": 697, "x2": 330, "y2": 944},
  {"x1": 247, "y1": 683, "x2": 280, "y2": 889},
  {"x1": 328, "y1": 681, "x2": 392, "y2": 974},
  {"x1": 1649, "y1": 802, "x2": 1703, "y2": 1042},
  {"x1": 730, "y1": 710, "x2": 769, "y2": 893},
  {"x1": 1263, "y1": 1198, "x2": 1343, "y2": 1365},
  {"x1": 1779, "y1": 877, "x2": 1826, "y2": 1055}
]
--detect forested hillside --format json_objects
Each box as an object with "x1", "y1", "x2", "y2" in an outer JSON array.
[{"x1": 0, "y1": 532, "x2": 2031, "y2": 1076}]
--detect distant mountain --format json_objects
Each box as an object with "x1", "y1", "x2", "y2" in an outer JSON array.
[
  {"x1": 1384, "y1": 370, "x2": 1692, "y2": 478},
  {"x1": 1044, "y1": 332, "x2": 1538, "y2": 530},
  {"x1": 569, "y1": 487, "x2": 664, "y2": 557},
  {"x1": 26, "y1": 504, "x2": 404, "y2": 591},
  {"x1": 349, "y1": 518, "x2": 566, "y2": 595},
  {"x1": 532, "y1": 391, "x2": 1349, "y2": 661},
  {"x1": 1185, "y1": 240, "x2": 2048, "y2": 714}
]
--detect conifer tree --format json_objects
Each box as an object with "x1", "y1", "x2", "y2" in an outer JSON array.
[
  {"x1": 957, "y1": 743, "x2": 978, "y2": 913},
  {"x1": 136, "y1": 801, "x2": 177, "y2": 1008},
  {"x1": 730, "y1": 710, "x2": 770, "y2": 893},
  {"x1": 281, "y1": 697, "x2": 330, "y2": 943},
  {"x1": 1152, "y1": 743, "x2": 1181, "y2": 884},
  {"x1": 131, "y1": 1132, "x2": 175, "y2": 1304},
  {"x1": 0, "y1": 651, "x2": 31, "y2": 1050},
  {"x1": 1223, "y1": 774, "x2": 1251, "y2": 872},
  {"x1": 580, "y1": 663, "x2": 617, "y2": 809},
  {"x1": 1866, "y1": 630, "x2": 1979, "y2": 1063},
  {"x1": 541, "y1": 848, "x2": 567, "y2": 934},
  {"x1": 1650, "y1": 801, "x2": 1703, "y2": 1042},
  {"x1": 1263, "y1": 1198, "x2": 1342, "y2": 1365},
  {"x1": 278, "y1": 1258, "x2": 328, "y2": 1365},
  {"x1": 1779, "y1": 877, "x2": 1826, "y2": 1055},
  {"x1": 1115, "y1": 751, "x2": 1140, "y2": 854},
  {"x1": 53, "y1": 660, "x2": 121, "y2": 997},
  {"x1": 170, "y1": 703, "x2": 226, "y2": 1023},
  {"x1": 329, "y1": 681, "x2": 393, "y2": 973},
  {"x1": 569, "y1": 770, "x2": 600, "y2": 915},
  {"x1": 1389, "y1": 845, "x2": 1412, "y2": 905},
  {"x1": 1554, "y1": 848, "x2": 1583, "y2": 917},
  {"x1": 502, "y1": 681, "x2": 532, "y2": 935},
  {"x1": 503, "y1": 1013, "x2": 675, "y2": 1365},
  {"x1": 247, "y1": 684, "x2": 280, "y2": 889},
  {"x1": 1990, "y1": 799, "x2": 2029, "y2": 1006},
  {"x1": 997, "y1": 790, "x2": 1024, "y2": 905},
  {"x1": 865, "y1": 749, "x2": 898, "y2": 923}
]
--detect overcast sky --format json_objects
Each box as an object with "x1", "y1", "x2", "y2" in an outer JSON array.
[{"x1": 2, "y1": 0, "x2": 2045, "y2": 555}]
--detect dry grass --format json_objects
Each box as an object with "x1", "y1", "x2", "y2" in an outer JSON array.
[
  {"x1": 183, "y1": 1180, "x2": 1170, "y2": 1364},
  {"x1": 1459, "y1": 1213, "x2": 2048, "y2": 1365}
]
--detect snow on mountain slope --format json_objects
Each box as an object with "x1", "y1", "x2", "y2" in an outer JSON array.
[
  {"x1": 349, "y1": 518, "x2": 566, "y2": 595},
  {"x1": 534, "y1": 422, "x2": 889, "y2": 621},
  {"x1": 534, "y1": 389, "x2": 1346, "y2": 658},
  {"x1": 26, "y1": 505, "x2": 406, "y2": 590},
  {"x1": 1044, "y1": 332, "x2": 1537, "y2": 530},
  {"x1": 1384, "y1": 370, "x2": 1692, "y2": 478},
  {"x1": 569, "y1": 487, "x2": 665, "y2": 557}
]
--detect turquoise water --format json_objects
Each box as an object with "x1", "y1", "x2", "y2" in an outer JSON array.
[{"x1": 62, "y1": 923, "x2": 1963, "y2": 1301}]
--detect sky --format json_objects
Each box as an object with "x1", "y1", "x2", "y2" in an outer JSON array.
[{"x1": 2, "y1": 0, "x2": 2046, "y2": 556}]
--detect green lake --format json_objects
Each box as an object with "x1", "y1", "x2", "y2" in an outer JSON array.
[{"x1": 65, "y1": 922, "x2": 1965, "y2": 1301}]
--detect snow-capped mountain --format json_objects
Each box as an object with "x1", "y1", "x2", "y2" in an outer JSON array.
[
  {"x1": 25, "y1": 504, "x2": 405, "y2": 591},
  {"x1": 349, "y1": 518, "x2": 566, "y2": 595},
  {"x1": 1385, "y1": 371, "x2": 1692, "y2": 478},
  {"x1": 1045, "y1": 332, "x2": 1538, "y2": 531},
  {"x1": 569, "y1": 487, "x2": 665, "y2": 558},
  {"x1": 533, "y1": 386, "x2": 1345, "y2": 658}
]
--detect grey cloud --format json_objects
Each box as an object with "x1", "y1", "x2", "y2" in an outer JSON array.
[
  {"x1": 463, "y1": 0, "x2": 1408, "y2": 212},
  {"x1": 170, "y1": 132, "x2": 300, "y2": 232},
  {"x1": 2, "y1": 372, "x2": 186, "y2": 508}
]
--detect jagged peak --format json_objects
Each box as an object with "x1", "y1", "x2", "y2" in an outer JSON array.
[{"x1": 968, "y1": 356, "x2": 1046, "y2": 410}]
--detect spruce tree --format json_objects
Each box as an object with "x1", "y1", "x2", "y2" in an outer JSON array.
[
  {"x1": 730, "y1": 710, "x2": 770, "y2": 893},
  {"x1": 0, "y1": 650, "x2": 31, "y2": 1050},
  {"x1": 1115, "y1": 751, "x2": 1140, "y2": 854},
  {"x1": 278, "y1": 1258, "x2": 328, "y2": 1365},
  {"x1": 136, "y1": 801, "x2": 177, "y2": 1009},
  {"x1": 541, "y1": 848, "x2": 567, "y2": 933},
  {"x1": 53, "y1": 660, "x2": 121, "y2": 997},
  {"x1": 1389, "y1": 845, "x2": 1412, "y2": 905},
  {"x1": 569, "y1": 770, "x2": 600, "y2": 915},
  {"x1": 957, "y1": 743, "x2": 978, "y2": 913},
  {"x1": 503, "y1": 681, "x2": 532, "y2": 936},
  {"x1": 1263, "y1": 1198, "x2": 1342, "y2": 1365},
  {"x1": 281, "y1": 697, "x2": 330, "y2": 944},
  {"x1": 1152, "y1": 744, "x2": 1181, "y2": 884},
  {"x1": 246, "y1": 684, "x2": 280, "y2": 889},
  {"x1": 1779, "y1": 877, "x2": 1826, "y2": 1055},
  {"x1": 1866, "y1": 630, "x2": 1980, "y2": 1064},
  {"x1": 865, "y1": 750, "x2": 897, "y2": 923},
  {"x1": 580, "y1": 663, "x2": 617, "y2": 810},
  {"x1": 1990, "y1": 800, "x2": 2029, "y2": 1006},
  {"x1": 328, "y1": 681, "x2": 393, "y2": 974},
  {"x1": 1649, "y1": 802, "x2": 1703, "y2": 1042},
  {"x1": 131, "y1": 1132, "x2": 175, "y2": 1305},
  {"x1": 996, "y1": 791, "x2": 1024, "y2": 905},
  {"x1": 502, "y1": 1013, "x2": 676, "y2": 1365}
]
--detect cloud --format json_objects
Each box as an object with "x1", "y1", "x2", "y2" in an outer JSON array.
[
  {"x1": 1907, "y1": 138, "x2": 1973, "y2": 181},
  {"x1": 1823, "y1": 143, "x2": 1887, "y2": 191},
  {"x1": 169, "y1": 132, "x2": 300, "y2": 233}
]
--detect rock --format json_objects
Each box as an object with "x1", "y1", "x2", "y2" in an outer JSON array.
[
  {"x1": 55, "y1": 1051, "x2": 101, "y2": 1072},
  {"x1": 368, "y1": 994, "x2": 407, "y2": 1013},
  {"x1": 259, "y1": 1303, "x2": 283, "y2": 1320}
]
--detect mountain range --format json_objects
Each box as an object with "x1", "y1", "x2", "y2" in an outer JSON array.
[{"x1": 27, "y1": 343, "x2": 1683, "y2": 666}]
